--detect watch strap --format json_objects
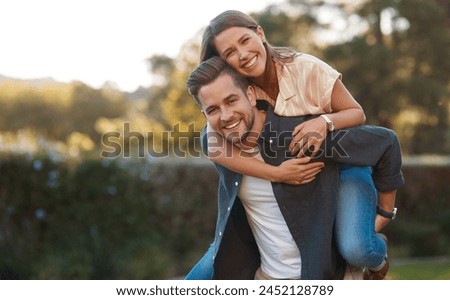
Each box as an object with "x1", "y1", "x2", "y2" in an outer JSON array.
[
  {"x1": 377, "y1": 206, "x2": 397, "y2": 219},
  {"x1": 320, "y1": 114, "x2": 334, "y2": 131}
]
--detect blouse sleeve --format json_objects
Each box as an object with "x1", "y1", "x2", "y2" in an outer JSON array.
[{"x1": 303, "y1": 54, "x2": 341, "y2": 113}]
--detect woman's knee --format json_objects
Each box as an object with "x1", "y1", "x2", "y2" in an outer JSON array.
[
  {"x1": 339, "y1": 166, "x2": 376, "y2": 199},
  {"x1": 338, "y1": 239, "x2": 372, "y2": 267}
]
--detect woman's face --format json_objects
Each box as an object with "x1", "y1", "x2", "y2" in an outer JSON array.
[{"x1": 213, "y1": 26, "x2": 267, "y2": 79}]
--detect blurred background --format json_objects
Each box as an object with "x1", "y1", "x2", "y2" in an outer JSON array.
[{"x1": 0, "y1": 0, "x2": 449, "y2": 279}]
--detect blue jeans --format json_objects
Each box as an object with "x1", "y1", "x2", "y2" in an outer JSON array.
[
  {"x1": 185, "y1": 244, "x2": 214, "y2": 279},
  {"x1": 185, "y1": 165, "x2": 387, "y2": 279},
  {"x1": 336, "y1": 165, "x2": 387, "y2": 268}
]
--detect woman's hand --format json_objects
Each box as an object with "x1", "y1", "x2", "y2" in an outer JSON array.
[
  {"x1": 288, "y1": 79, "x2": 367, "y2": 158},
  {"x1": 273, "y1": 156, "x2": 325, "y2": 185},
  {"x1": 289, "y1": 117, "x2": 327, "y2": 157}
]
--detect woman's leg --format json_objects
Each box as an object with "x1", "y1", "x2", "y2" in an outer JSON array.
[
  {"x1": 336, "y1": 165, "x2": 387, "y2": 269},
  {"x1": 184, "y1": 244, "x2": 214, "y2": 280}
]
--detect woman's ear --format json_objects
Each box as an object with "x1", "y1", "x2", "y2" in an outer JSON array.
[
  {"x1": 256, "y1": 26, "x2": 266, "y2": 43},
  {"x1": 246, "y1": 85, "x2": 257, "y2": 106}
]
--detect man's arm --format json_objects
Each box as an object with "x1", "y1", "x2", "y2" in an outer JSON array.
[{"x1": 376, "y1": 190, "x2": 396, "y2": 232}]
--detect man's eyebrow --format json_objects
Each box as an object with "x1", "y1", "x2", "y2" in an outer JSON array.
[
  {"x1": 204, "y1": 93, "x2": 239, "y2": 112},
  {"x1": 203, "y1": 104, "x2": 217, "y2": 113},
  {"x1": 224, "y1": 93, "x2": 239, "y2": 102}
]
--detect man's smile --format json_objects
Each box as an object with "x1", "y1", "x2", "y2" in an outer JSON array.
[{"x1": 223, "y1": 119, "x2": 241, "y2": 130}]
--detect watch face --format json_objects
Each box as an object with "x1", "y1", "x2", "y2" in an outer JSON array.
[{"x1": 392, "y1": 207, "x2": 397, "y2": 219}]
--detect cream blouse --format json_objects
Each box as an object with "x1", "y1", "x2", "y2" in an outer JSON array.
[{"x1": 253, "y1": 53, "x2": 342, "y2": 116}]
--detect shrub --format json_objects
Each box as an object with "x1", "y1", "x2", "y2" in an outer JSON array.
[{"x1": 0, "y1": 155, "x2": 448, "y2": 278}]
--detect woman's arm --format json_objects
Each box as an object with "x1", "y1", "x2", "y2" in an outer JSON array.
[
  {"x1": 290, "y1": 79, "x2": 366, "y2": 156},
  {"x1": 207, "y1": 129, "x2": 325, "y2": 185},
  {"x1": 326, "y1": 78, "x2": 366, "y2": 129}
]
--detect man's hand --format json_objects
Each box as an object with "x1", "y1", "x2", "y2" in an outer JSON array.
[
  {"x1": 273, "y1": 156, "x2": 325, "y2": 185},
  {"x1": 375, "y1": 215, "x2": 391, "y2": 233}
]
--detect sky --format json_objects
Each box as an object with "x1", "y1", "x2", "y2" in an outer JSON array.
[{"x1": 0, "y1": 0, "x2": 286, "y2": 92}]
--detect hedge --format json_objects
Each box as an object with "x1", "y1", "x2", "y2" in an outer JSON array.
[{"x1": 0, "y1": 155, "x2": 448, "y2": 279}]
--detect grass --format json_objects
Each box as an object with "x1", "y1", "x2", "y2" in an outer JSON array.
[{"x1": 387, "y1": 257, "x2": 450, "y2": 280}]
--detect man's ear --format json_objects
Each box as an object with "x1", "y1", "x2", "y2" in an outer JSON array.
[
  {"x1": 246, "y1": 85, "x2": 257, "y2": 106},
  {"x1": 196, "y1": 97, "x2": 206, "y2": 118},
  {"x1": 199, "y1": 104, "x2": 208, "y2": 118}
]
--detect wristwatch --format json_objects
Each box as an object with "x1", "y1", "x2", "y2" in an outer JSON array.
[
  {"x1": 377, "y1": 206, "x2": 397, "y2": 220},
  {"x1": 320, "y1": 114, "x2": 334, "y2": 132}
]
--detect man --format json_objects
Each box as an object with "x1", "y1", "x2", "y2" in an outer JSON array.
[{"x1": 185, "y1": 56, "x2": 404, "y2": 280}]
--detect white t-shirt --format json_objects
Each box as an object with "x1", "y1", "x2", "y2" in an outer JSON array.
[{"x1": 237, "y1": 152, "x2": 301, "y2": 279}]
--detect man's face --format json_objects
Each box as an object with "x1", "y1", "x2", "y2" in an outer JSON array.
[{"x1": 198, "y1": 73, "x2": 257, "y2": 145}]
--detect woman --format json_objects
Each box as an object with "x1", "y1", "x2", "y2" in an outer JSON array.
[{"x1": 187, "y1": 10, "x2": 396, "y2": 280}]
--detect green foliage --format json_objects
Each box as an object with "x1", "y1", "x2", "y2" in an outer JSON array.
[
  {"x1": 67, "y1": 83, "x2": 126, "y2": 143},
  {"x1": 0, "y1": 155, "x2": 217, "y2": 279},
  {"x1": 383, "y1": 165, "x2": 450, "y2": 257},
  {"x1": 0, "y1": 83, "x2": 69, "y2": 139},
  {"x1": 319, "y1": 0, "x2": 450, "y2": 154},
  {"x1": 0, "y1": 154, "x2": 448, "y2": 279},
  {"x1": 1, "y1": 0, "x2": 448, "y2": 157},
  {"x1": 0, "y1": 81, "x2": 126, "y2": 144},
  {"x1": 147, "y1": 39, "x2": 206, "y2": 156},
  {"x1": 251, "y1": 0, "x2": 449, "y2": 154},
  {"x1": 253, "y1": 8, "x2": 319, "y2": 54}
]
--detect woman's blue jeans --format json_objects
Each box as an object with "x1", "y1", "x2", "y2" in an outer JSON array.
[
  {"x1": 185, "y1": 244, "x2": 214, "y2": 279},
  {"x1": 185, "y1": 165, "x2": 387, "y2": 279},
  {"x1": 336, "y1": 165, "x2": 387, "y2": 268}
]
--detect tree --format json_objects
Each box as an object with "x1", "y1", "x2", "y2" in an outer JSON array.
[
  {"x1": 253, "y1": 5, "x2": 319, "y2": 54},
  {"x1": 147, "y1": 39, "x2": 206, "y2": 157},
  {"x1": 395, "y1": 0, "x2": 450, "y2": 154},
  {"x1": 67, "y1": 82, "x2": 126, "y2": 144},
  {"x1": 319, "y1": 0, "x2": 449, "y2": 154},
  {"x1": 146, "y1": 0, "x2": 449, "y2": 155}
]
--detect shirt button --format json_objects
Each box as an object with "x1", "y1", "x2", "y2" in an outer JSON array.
[
  {"x1": 270, "y1": 139, "x2": 273, "y2": 144},
  {"x1": 219, "y1": 231, "x2": 222, "y2": 236},
  {"x1": 227, "y1": 206, "x2": 231, "y2": 212},
  {"x1": 235, "y1": 182, "x2": 239, "y2": 186}
]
